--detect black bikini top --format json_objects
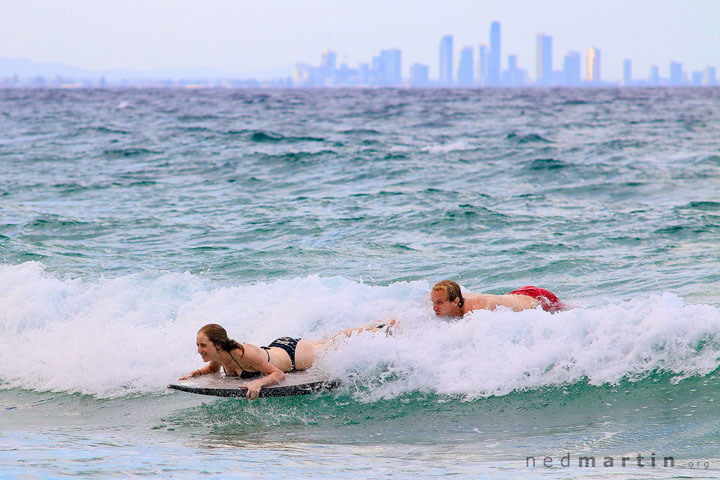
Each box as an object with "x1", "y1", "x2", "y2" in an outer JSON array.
[{"x1": 222, "y1": 347, "x2": 271, "y2": 379}]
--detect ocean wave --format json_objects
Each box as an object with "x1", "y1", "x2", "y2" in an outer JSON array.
[
  {"x1": 678, "y1": 201, "x2": 720, "y2": 211},
  {"x1": 528, "y1": 158, "x2": 569, "y2": 170},
  {"x1": 420, "y1": 141, "x2": 473, "y2": 153},
  {"x1": 505, "y1": 133, "x2": 553, "y2": 143},
  {"x1": 257, "y1": 150, "x2": 337, "y2": 164},
  {"x1": 1, "y1": 262, "x2": 719, "y2": 401},
  {"x1": 248, "y1": 130, "x2": 325, "y2": 143},
  {"x1": 102, "y1": 147, "x2": 162, "y2": 157}
]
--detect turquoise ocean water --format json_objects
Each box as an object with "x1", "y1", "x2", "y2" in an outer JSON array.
[{"x1": 1, "y1": 87, "x2": 720, "y2": 478}]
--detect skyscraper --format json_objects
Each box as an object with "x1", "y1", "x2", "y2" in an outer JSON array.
[
  {"x1": 691, "y1": 71, "x2": 704, "y2": 85},
  {"x1": 563, "y1": 51, "x2": 581, "y2": 86},
  {"x1": 321, "y1": 49, "x2": 336, "y2": 71},
  {"x1": 334, "y1": 63, "x2": 361, "y2": 86},
  {"x1": 536, "y1": 34, "x2": 553, "y2": 84},
  {"x1": 372, "y1": 49, "x2": 402, "y2": 86},
  {"x1": 488, "y1": 22, "x2": 501, "y2": 85},
  {"x1": 622, "y1": 59, "x2": 632, "y2": 86},
  {"x1": 670, "y1": 61, "x2": 683, "y2": 85},
  {"x1": 409, "y1": 63, "x2": 430, "y2": 87},
  {"x1": 457, "y1": 46, "x2": 474, "y2": 86},
  {"x1": 586, "y1": 47, "x2": 601, "y2": 83},
  {"x1": 439, "y1": 35, "x2": 454, "y2": 85},
  {"x1": 359, "y1": 63, "x2": 371, "y2": 85},
  {"x1": 649, "y1": 65, "x2": 660, "y2": 85},
  {"x1": 293, "y1": 62, "x2": 319, "y2": 87},
  {"x1": 705, "y1": 66, "x2": 717, "y2": 86},
  {"x1": 320, "y1": 49, "x2": 337, "y2": 85},
  {"x1": 503, "y1": 54, "x2": 528, "y2": 86},
  {"x1": 383, "y1": 49, "x2": 402, "y2": 85},
  {"x1": 477, "y1": 44, "x2": 489, "y2": 85}
]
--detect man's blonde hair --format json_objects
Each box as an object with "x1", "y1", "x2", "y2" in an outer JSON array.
[{"x1": 432, "y1": 280, "x2": 464, "y2": 305}]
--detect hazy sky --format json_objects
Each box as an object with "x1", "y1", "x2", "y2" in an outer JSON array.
[{"x1": 2, "y1": 0, "x2": 719, "y2": 80}]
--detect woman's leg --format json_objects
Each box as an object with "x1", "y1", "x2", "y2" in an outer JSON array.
[{"x1": 308, "y1": 319, "x2": 397, "y2": 351}]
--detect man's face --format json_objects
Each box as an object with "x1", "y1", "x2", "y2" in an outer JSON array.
[{"x1": 430, "y1": 289, "x2": 459, "y2": 316}]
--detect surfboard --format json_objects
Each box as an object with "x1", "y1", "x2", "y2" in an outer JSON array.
[{"x1": 167, "y1": 370, "x2": 339, "y2": 398}]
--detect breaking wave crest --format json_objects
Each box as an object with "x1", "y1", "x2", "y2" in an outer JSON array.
[{"x1": 1, "y1": 262, "x2": 718, "y2": 400}]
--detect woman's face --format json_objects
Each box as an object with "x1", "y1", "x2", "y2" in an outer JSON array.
[{"x1": 196, "y1": 332, "x2": 220, "y2": 362}]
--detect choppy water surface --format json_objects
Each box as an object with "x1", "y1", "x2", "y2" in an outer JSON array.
[{"x1": 1, "y1": 87, "x2": 719, "y2": 478}]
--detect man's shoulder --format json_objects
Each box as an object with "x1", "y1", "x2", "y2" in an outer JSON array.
[{"x1": 465, "y1": 294, "x2": 489, "y2": 310}]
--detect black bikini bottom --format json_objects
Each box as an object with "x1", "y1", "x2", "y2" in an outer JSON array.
[{"x1": 265, "y1": 337, "x2": 300, "y2": 371}]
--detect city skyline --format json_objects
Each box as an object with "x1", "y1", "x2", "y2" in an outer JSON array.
[
  {"x1": 1, "y1": 0, "x2": 718, "y2": 83},
  {"x1": 3, "y1": 20, "x2": 717, "y2": 88},
  {"x1": 3, "y1": 35, "x2": 717, "y2": 88},
  {"x1": 288, "y1": 25, "x2": 716, "y2": 88}
]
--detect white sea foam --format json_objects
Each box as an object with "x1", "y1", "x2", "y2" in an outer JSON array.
[
  {"x1": 420, "y1": 140, "x2": 473, "y2": 154},
  {"x1": 1, "y1": 262, "x2": 719, "y2": 400}
]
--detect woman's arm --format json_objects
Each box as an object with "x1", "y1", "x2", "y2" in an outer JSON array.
[
  {"x1": 178, "y1": 361, "x2": 220, "y2": 380},
  {"x1": 238, "y1": 347, "x2": 287, "y2": 400}
]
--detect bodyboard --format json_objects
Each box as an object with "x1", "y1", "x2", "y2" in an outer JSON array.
[{"x1": 168, "y1": 370, "x2": 339, "y2": 398}]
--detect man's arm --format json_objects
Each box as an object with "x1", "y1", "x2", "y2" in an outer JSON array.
[{"x1": 467, "y1": 294, "x2": 538, "y2": 312}]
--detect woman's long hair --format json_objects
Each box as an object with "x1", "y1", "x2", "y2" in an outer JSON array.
[{"x1": 198, "y1": 324, "x2": 244, "y2": 356}]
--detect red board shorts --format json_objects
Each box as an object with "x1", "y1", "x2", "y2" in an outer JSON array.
[{"x1": 507, "y1": 286, "x2": 563, "y2": 312}]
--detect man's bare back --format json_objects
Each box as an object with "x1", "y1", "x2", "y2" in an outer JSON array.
[
  {"x1": 431, "y1": 280, "x2": 563, "y2": 317},
  {"x1": 461, "y1": 292, "x2": 540, "y2": 312}
]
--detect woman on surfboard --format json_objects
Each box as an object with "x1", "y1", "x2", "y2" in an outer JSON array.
[{"x1": 179, "y1": 322, "x2": 392, "y2": 399}]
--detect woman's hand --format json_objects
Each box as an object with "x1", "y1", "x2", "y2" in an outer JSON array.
[
  {"x1": 240, "y1": 381, "x2": 263, "y2": 400},
  {"x1": 235, "y1": 348, "x2": 286, "y2": 399},
  {"x1": 178, "y1": 369, "x2": 201, "y2": 381}
]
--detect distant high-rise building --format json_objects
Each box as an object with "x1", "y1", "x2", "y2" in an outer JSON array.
[
  {"x1": 371, "y1": 55, "x2": 382, "y2": 84},
  {"x1": 333, "y1": 63, "x2": 361, "y2": 86},
  {"x1": 586, "y1": 47, "x2": 601, "y2": 83},
  {"x1": 650, "y1": 65, "x2": 660, "y2": 86},
  {"x1": 705, "y1": 66, "x2": 717, "y2": 86},
  {"x1": 477, "y1": 44, "x2": 489, "y2": 85},
  {"x1": 691, "y1": 71, "x2": 704, "y2": 86},
  {"x1": 359, "y1": 63, "x2": 371, "y2": 85},
  {"x1": 293, "y1": 62, "x2": 319, "y2": 87},
  {"x1": 371, "y1": 49, "x2": 402, "y2": 86},
  {"x1": 439, "y1": 35, "x2": 454, "y2": 85},
  {"x1": 670, "y1": 61, "x2": 683, "y2": 85},
  {"x1": 320, "y1": 49, "x2": 337, "y2": 85},
  {"x1": 622, "y1": 59, "x2": 632, "y2": 86},
  {"x1": 321, "y1": 49, "x2": 336, "y2": 70},
  {"x1": 409, "y1": 63, "x2": 430, "y2": 86},
  {"x1": 503, "y1": 54, "x2": 528, "y2": 86},
  {"x1": 457, "y1": 47, "x2": 475, "y2": 86},
  {"x1": 488, "y1": 21, "x2": 501, "y2": 85},
  {"x1": 384, "y1": 49, "x2": 402, "y2": 85},
  {"x1": 536, "y1": 34, "x2": 553, "y2": 84},
  {"x1": 563, "y1": 51, "x2": 581, "y2": 86}
]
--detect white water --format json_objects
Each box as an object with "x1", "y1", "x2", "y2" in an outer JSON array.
[{"x1": 1, "y1": 261, "x2": 719, "y2": 399}]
